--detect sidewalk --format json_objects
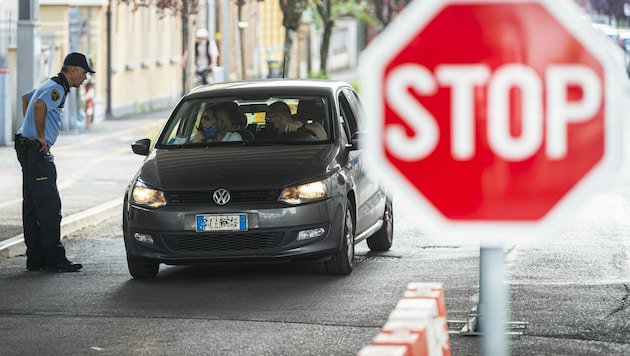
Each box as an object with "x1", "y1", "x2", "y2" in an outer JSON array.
[{"x1": 0, "y1": 110, "x2": 169, "y2": 259}]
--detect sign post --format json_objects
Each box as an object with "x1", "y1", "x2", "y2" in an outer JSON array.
[
  {"x1": 478, "y1": 246, "x2": 509, "y2": 354},
  {"x1": 359, "y1": 0, "x2": 622, "y2": 354}
]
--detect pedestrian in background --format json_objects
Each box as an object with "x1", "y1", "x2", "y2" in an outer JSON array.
[
  {"x1": 183, "y1": 28, "x2": 219, "y2": 85},
  {"x1": 14, "y1": 52, "x2": 94, "y2": 272},
  {"x1": 83, "y1": 80, "x2": 95, "y2": 129}
]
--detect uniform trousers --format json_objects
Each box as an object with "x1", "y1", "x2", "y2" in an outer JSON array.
[{"x1": 14, "y1": 137, "x2": 65, "y2": 268}]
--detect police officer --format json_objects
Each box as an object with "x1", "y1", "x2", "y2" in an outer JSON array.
[{"x1": 14, "y1": 52, "x2": 95, "y2": 272}]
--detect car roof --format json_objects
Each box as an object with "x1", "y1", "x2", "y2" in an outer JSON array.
[{"x1": 185, "y1": 79, "x2": 352, "y2": 99}]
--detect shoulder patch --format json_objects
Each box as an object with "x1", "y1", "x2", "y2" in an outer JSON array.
[{"x1": 51, "y1": 89, "x2": 60, "y2": 101}]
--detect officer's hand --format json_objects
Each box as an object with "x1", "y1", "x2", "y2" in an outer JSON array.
[{"x1": 36, "y1": 137, "x2": 48, "y2": 152}]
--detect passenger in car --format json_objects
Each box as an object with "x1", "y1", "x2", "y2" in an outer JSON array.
[
  {"x1": 296, "y1": 99, "x2": 327, "y2": 139},
  {"x1": 265, "y1": 101, "x2": 322, "y2": 140},
  {"x1": 191, "y1": 105, "x2": 242, "y2": 142},
  {"x1": 215, "y1": 101, "x2": 255, "y2": 141}
]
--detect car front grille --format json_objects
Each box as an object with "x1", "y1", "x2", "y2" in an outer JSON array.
[
  {"x1": 162, "y1": 232, "x2": 285, "y2": 251},
  {"x1": 165, "y1": 190, "x2": 279, "y2": 204}
]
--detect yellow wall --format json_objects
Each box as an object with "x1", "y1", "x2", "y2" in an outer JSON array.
[
  {"x1": 259, "y1": 0, "x2": 285, "y2": 76},
  {"x1": 10, "y1": 0, "x2": 297, "y2": 118},
  {"x1": 107, "y1": 2, "x2": 182, "y2": 116},
  {"x1": 25, "y1": 2, "x2": 184, "y2": 118}
]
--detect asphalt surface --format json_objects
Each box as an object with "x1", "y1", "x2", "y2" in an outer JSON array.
[{"x1": 0, "y1": 110, "x2": 169, "y2": 259}]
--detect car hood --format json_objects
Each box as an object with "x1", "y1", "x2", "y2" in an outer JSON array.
[{"x1": 137, "y1": 144, "x2": 339, "y2": 191}]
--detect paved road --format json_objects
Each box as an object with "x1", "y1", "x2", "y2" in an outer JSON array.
[{"x1": 2, "y1": 192, "x2": 630, "y2": 355}]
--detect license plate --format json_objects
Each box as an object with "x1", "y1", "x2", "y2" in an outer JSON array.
[{"x1": 196, "y1": 214, "x2": 247, "y2": 232}]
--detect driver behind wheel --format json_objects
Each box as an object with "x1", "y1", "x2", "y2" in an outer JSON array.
[{"x1": 265, "y1": 101, "x2": 323, "y2": 139}]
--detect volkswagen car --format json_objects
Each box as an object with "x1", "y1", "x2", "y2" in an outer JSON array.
[{"x1": 122, "y1": 79, "x2": 393, "y2": 278}]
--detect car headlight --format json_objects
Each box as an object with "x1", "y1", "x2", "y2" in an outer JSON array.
[
  {"x1": 131, "y1": 180, "x2": 166, "y2": 208},
  {"x1": 279, "y1": 179, "x2": 329, "y2": 205}
]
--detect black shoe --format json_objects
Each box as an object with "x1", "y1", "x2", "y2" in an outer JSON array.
[
  {"x1": 27, "y1": 258, "x2": 45, "y2": 271},
  {"x1": 44, "y1": 260, "x2": 83, "y2": 273}
]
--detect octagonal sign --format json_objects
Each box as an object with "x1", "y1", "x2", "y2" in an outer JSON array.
[{"x1": 360, "y1": 0, "x2": 622, "y2": 242}]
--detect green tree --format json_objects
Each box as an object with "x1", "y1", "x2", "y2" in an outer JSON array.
[
  {"x1": 362, "y1": 0, "x2": 412, "y2": 29},
  {"x1": 311, "y1": 0, "x2": 411, "y2": 76},
  {"x1": 309, "y1": 0, "x2": 376, "y2": 77},
  {"x1": 119, "y1": 0, "x2": 202, "y2": 18},
  {"x1": 313, "y1": 0, "x2": 334, "y2": 77}
]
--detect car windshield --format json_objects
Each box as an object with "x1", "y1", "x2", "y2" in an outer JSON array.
[{"x1": 157, "y1": 95, "x2": 332, "y2": 147}]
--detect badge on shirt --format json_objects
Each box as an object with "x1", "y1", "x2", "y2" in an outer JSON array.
[{"x1": 51, "y1": 89, "x2": 60, "y2": 101}]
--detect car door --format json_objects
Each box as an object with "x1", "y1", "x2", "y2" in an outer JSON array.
[{"x1": 338, "y1": 87, "x2": 384, "y2": 235}]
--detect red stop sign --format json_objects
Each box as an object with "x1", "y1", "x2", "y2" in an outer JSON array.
[{"x1": 360, "y1": 0, "x2": 622, "y2": 240}]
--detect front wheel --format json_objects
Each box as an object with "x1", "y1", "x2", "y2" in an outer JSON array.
[
  {"x1": 325, "y1": 205, "x2": 355, "y2": 275},
  {"x1": 127, "y1": 256, "x2": 159, "y2": 279},
  {"x1": 367, "y1": 198, "x2": 393, "y2": 252}
]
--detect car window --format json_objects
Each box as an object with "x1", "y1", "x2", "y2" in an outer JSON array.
[
  {"x1": 156, "y1": 96, "x2": 333, "y2": 147},
  {"x1": 338, "y1": 88, "x2": 363, "y2": 139},
  {"x1": 342, "y1": 88, "x2": 365, "y2": 133}
]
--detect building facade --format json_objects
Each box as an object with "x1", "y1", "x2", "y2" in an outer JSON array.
[{"x1": 0, "y1": 0, "x2": 359, "y2": 139}]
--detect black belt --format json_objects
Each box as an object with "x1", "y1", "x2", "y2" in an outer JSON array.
[{"x1": 14, "y1": 133, "x2": 42, "y2": 152}]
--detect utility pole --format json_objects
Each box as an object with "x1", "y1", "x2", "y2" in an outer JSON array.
[
  {"x1": 16, "y1": 0, "x2": 41, "y2": 129},
  {"x1": 183, "y1": 0, "x2": 189, "y2": 93},
  {"x1": 222, "y1": 0, "x2": 230, "y2": 82},
  {"x1": 106, "y1": 0, "x2": 112, "y2": 117},
  {"x1": 237, "y1": 0, "x2": 246, "y2": 80}
]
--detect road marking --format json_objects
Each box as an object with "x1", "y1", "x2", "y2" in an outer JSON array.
[
  {"x1": 57, "y1": 146, "x2": 130, "y2": 190},
  {"x1": 1, "y1": 119, "x2": 165, "y2": 209}
]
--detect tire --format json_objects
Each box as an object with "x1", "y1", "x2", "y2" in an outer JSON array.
[
  {"x1": 127, "y1": 256, "x2": 159, "y2": 279},
  {"x1": 367, "y1": 198, "x2": 393, "y2": 252},
  {"x1": 325, "y1": 204, "x2": 355, "y2": 275}
]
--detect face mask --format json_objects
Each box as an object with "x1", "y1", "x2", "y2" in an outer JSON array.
[{"x1": 203, "y1": 122, "x2": 220, "y2": 139}]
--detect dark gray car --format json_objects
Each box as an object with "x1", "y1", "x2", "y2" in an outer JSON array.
[{"x1": 123, "y1": 79, "x2": 393, "y2": 278}]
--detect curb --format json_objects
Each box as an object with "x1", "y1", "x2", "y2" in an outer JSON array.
[{"x1": 0, "y1": 198, "x2": 122, "y2": 259}]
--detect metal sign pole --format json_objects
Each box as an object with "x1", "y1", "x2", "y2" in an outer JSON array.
[{"x1": 480, "y1": 246, "x2": 509, "y2": 356}]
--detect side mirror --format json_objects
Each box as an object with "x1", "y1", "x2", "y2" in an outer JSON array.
[
  {"x1": 349, "y1": 132, "x2": 365, "y2": 151},
  {"x1": 131, "y1": 138, "x2": 151, "y2": 156}
]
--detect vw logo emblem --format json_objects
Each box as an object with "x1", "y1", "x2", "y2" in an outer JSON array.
[{"x1": 213, "y1": 188, "x2": 231, "y2": 205}]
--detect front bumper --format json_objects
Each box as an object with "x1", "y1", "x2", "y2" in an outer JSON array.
[{"x1": 123, "y1": 197, "x2": 346, "y2": 264}]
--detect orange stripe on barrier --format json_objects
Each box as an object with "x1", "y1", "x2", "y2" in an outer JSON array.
[
  {"x1": 389, "y1": 303, "x2": 440, "y2": 355},
  {"x1": 372, "y1": 331, "x2": 429, "y2": 356},
  {"x1": 382, "y1": 319, "x2": 428, "y2": 335},
  {"x1": 356, "y1": 282, "x2": 451, "y2": 356},
  {"x1": 404, "y1": 282, "x2": 451, "y2": 356},
  {"x1": 381, "y1": 320, "x2": 430, "y2": 356},
  {"x1": 405, "y1": 282, "x2": 447, "y2": 319},
  {"x1": 356, "y1": 344, "x2": 411, "y2": 356}
]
